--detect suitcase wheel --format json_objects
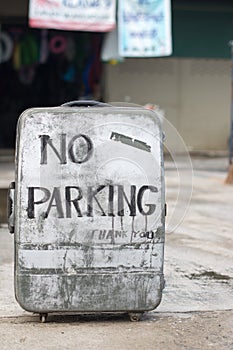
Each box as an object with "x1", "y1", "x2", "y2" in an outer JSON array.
[
  {"x1": 39, "y1": 313, "x2": 48, "y2": 323},
  {"x1": 128, "y1": 312, "x2": 143, "y2": 322}
]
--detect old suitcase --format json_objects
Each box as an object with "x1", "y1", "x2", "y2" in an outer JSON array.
[{"x1": 8, "y1": 101, "x2": 165, "y2": 322}]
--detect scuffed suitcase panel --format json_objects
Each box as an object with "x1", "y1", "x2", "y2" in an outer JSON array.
[
  {"x1": 14, "y1": 106, "x2": 165, "y2": 314},
  {"x1": 16, "y1": 273, "x2": 164, "y2": 313}
]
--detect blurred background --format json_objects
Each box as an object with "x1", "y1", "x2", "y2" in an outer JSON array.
[{"x1": 0, "y1": 0, "x2": 232, "y2": 152}]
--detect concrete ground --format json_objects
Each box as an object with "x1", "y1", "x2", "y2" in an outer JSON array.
[{"x1": 0, "y1": 156, "x2": 233, "y2": 349}]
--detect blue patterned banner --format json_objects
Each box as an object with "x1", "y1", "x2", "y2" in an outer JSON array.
[{"x1": 118, "y1": 0, "x2": 172, "y2": 57}]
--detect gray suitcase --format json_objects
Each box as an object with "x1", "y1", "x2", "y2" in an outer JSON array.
[{"x1": 8, "y1": 101, "x2": 165, "y2": 322}]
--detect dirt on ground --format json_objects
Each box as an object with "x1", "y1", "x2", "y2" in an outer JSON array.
[{"x1": 0, "y1": 310, "x2": 232, "y2": 350}]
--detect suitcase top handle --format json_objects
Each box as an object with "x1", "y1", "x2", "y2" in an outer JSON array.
[{"x1": 61, "y1": 100, "x2": 111, "y2": 108}]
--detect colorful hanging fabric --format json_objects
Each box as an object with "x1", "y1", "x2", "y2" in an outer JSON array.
[{"x1": 118, "y1": 0, "x2": 172, "y2": 57}]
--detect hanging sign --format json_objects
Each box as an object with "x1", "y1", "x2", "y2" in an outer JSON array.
[
  {"x1": 29, "y1": 0, "x2": 116, "y2": 32},
  {"x1": 118, "y1": 0, "x2": 172, "y2": 57}
]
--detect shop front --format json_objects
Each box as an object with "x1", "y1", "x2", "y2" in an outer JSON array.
[{"x1": 0, "y1": 24, "x2": 103, "y2": 148}]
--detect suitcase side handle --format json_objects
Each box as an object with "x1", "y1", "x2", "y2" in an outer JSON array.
[
  {"x1": 61, "y1": 100, "x2": 111, "y2": 108},
  {"x1": 7, "y1": 182, "x2": 15, "y2": 234}
]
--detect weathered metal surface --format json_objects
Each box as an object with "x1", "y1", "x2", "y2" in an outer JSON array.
[{"x1": 13, "y1": 105, "x2": 165, "y2": 314}]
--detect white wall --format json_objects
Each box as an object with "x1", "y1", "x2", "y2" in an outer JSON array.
[{"x1": 104, "y1": 58, "x2": 231, "y2": 152}]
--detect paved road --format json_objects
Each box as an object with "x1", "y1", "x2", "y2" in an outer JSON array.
[{"x1": 0, "y1": 157, "x2": 233, "y2": 349}]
